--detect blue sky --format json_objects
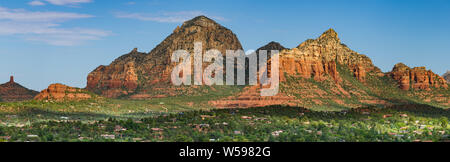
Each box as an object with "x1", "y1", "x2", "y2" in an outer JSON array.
[{"x1": 0, "y1": 0, "x2": 449, "y2": 91}]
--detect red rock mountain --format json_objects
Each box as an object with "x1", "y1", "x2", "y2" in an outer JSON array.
[
  {"x1": 277, "y1": 29, "x2": 382, "y2": 83},
  {"x1": 211, "y1": 29, "x2": 448, "y2": 109},
  {"x1": 0, "y1": 76, "x2": 38, "y2": 102},
  {"x1": 85, "y1": 16, "x2": 448, "y2": 109},
  {"x1": 34, "y1": 83, "x2": 92, "y2": 101},
  {"x1": 212, "y1": 29, "x2": 383, "y2": 108},
  {"x1": 87, "y1": 16, "x2": 243, "y2": 98},
  {"x1": 389, "y1": 63, "x2": 448, "y2": 90}
]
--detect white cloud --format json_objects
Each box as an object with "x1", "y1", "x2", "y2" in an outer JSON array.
[
  {"x1": 28, "y1": 1, "x2": 46, "y2": 6},
  {"x1": 27, "y1": 0, "x2": 93, "y2": 6},
  {"x1": 26, "y1": 31, "x2": 107, "y2": 46},
  {"x1": 0, "y1": 7, "x2": 92, "y2": 22},
  {"x1": 115, "y1": 11, "x2": 226, "y2": 23},
  {"x1": 45, "y1": 0, "x2": 93, "y2": 6},
  {"x1": 126, "y1": 2, "x2": 136, "y2": 5},
  {"x1": 0, "y1": 6, "x2": 109, "y2": 46}
]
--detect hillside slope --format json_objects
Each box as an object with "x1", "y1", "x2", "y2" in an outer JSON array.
[{"x1": 0, "y1": 76, "x2": 38, "y2": 102}]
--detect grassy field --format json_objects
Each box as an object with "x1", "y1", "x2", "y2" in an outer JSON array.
[
  {"x1": 0, "y1": 85, "x2": 245, "y2": 126},
  {"x1": 0, "y1": 98, "x2": 210, "y2": 126}
]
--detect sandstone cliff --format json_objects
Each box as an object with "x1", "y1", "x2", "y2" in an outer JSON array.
[
  {"x1": 389, "y1": 63, "x2": 448, "y2": 90},
  {"x1": 87, "y1": 48, "x2": 144, "y2": 98},
  {"x1": 0, "y1": 76, "x2": 38, "y2": 102},
  {"x1": 34, "y1": 83, "x2": 92, "y2": 101},
  {"x1": 277, "y1": 29, "x2": 381, "y2": 83},
  {"x1": 87, "y1": 16, "x2": 243, "y2": 98}
]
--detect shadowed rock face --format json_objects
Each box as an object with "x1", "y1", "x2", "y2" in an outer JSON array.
[
  {"x1": 256, "y1": 41, "x2": 286, "y2": 53},
  {"x1": 87, "y1": 16, "x2": 243, "y2": 98},
  {"x1": 389, "y1": 63, "x2": 448, "y2": 90},
  {"x1": 34, "y1": 83, "x2": 92, "y2": 101},
  {"x1": 444, "y1": 71, "x2": 450, "y2": 83},
  {"x1": 0, "y1": 76, "x2": 38, "y2": 102}
]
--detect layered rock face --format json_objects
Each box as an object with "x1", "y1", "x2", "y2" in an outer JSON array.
[
  {"x1": 444, "y1": 71, "x2": 450, "y2": 83},
  {"x1": 278, "y1": 29, "x2": 381, "y2": 83},
  {"x1": 34, "y1": 83, "x2": 92, "y2": 101},
  {"x1": 211, "y1": 29, "x2": 383, "y2": 108},
  {"x1": 87, "y1": 49, "x2": 143, "y2": 98},
  {"x1": 87, "y1": 16, "x2": 243, "y2": 98},
  {"x1": 0, "y1": 76, "x2": 38, "y2": 102},
  {"x1": 389, "y1": 63, "x2": 448, "y2": 90},
  {"x1": 246, "y1": 29, "x2": 380, "y2": 84}
]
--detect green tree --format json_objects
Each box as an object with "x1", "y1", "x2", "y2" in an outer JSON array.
[{"x1": 440, "y1": 117, "x2": 448, "y2": 128}]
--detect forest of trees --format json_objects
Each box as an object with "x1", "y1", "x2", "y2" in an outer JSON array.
[{"x1": 0, "y1": 104, "x2": 449, "y2": 142}]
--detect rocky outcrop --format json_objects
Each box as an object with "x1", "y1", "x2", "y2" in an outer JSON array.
[
  {"x1": 444, "y1": 71, "x2": 450, "y2": 83},
  {"x1": 0, "y1": 76, "x2": 39, "y2": 102},
  {"x1": 87, "y1": 49, "x2": 143, "y2": 98},
  {"x1": 87, "y1": 16, "x2": 243, "y2": 98},
  {"x1": 211, "y1": 29, "x2": 383, "y2": 108},
  {"x1": 34, "y1": 84, "x2": 92, "y2": 101},
  {"x1": 389, "y1": 63, "x2": 448, "y2": 90},
  {"x1": 277, "y1": 29, "x2": 381, "y2": 83}
]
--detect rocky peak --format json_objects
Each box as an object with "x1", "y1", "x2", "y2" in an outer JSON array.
[
  {"x1": 318, "y1": 28, "x2": 340, "y2": 44},
  {"x1": 389, "y1": 63, "x2": 448, "y2": 90},
  {"x1": 296, "y1": 28, "x2": 342, "y2": 49},
  {"x1": 87, "y1": 15, "x2": 243, "y2": 98},
  {"x1": 392, "y1": 63, "x2": 410, "y2": 71},
  {"x1": 0, "y1": 76, "x2": 38, "y2": 102},
  {"x1": 181, "y1": 15, "x2": 219, "y2": 28},
  {"x1": 281, "y1": 29, "x2": 379, "y2": 83}
]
